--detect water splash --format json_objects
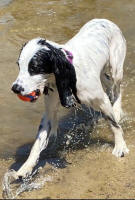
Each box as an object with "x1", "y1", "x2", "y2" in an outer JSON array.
[
  {"x1": 2, "y1": 169, "x2": 52, "y2": 199},
  {"x1": 2, "y1": 105, "x2": 100, "y2": 199}
]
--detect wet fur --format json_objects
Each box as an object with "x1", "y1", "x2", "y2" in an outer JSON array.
[{"x1": 11, "y1": 19, "x2": 129, "y2": 179}]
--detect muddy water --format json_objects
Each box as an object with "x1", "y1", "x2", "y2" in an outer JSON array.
[{"x1": 0, "y1": 0, "x2": 135, "y2": 198}]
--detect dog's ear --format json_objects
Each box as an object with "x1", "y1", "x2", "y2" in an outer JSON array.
[
  {"x1": 38, "y1": 40, "x2": 80, "y2": 108},
  {"x1": 53, "y1": 58, "x2": 76, "y2": 108},
  {"x1": 51, "y1": 48, "x2": 80, "y2": 108}
]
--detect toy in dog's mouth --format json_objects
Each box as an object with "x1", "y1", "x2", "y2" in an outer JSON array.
[{"x1": 17, "y1": 89, "x2": 40, "y2": 102}]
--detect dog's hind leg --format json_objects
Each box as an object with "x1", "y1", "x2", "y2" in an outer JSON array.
[
  {"x1": 101, "y1": 67, "x2": 123, "y2": 123},
  {"x1": 111, "y1": 83, "x2": 122, "y2": 123},
  {"x1": 97, "y1": 90, "x2": 129, "y2": 157},
  {"x1": 109, "y1": 31, "x2": 126, "y2": 122}
]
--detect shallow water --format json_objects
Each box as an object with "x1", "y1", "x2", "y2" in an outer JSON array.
[{"x1": 0, "y1": 0, "x2": 135, "y2": 198}]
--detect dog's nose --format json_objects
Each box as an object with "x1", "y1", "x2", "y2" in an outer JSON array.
[{"x1": 11, "y1": 84, "x2": 24, "y2": 94}]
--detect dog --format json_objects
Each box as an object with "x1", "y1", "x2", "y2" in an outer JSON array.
[{"x1": 11, "y1": 18, "x2": 129, "y2": 179}]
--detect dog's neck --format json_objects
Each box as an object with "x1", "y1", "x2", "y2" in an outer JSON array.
[{"x1": 43, "y1": 74, "x2": 56, "y2": 95}]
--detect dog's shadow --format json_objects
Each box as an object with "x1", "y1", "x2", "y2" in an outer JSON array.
[{"x1": 10, "y1": 106, "x2": 113, "y2": 173}]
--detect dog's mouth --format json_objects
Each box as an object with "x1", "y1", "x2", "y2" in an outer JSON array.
[{"x1": 17, "y1": 89, "x2": 41, "y2": 102}]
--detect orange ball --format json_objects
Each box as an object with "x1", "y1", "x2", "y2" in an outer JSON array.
[{"x1": 17, "y1": 91, "x2": 36, "y2": 102}]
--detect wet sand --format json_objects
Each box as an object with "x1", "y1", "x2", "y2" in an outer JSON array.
[
  {"x1": 1, "y1": 141, "x2": 135, "y2": 199},
  {"x1": 0, "y1": 0, "x2": 135, "y2": 199}
]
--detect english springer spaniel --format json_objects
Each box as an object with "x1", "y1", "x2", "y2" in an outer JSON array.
[{"x1": 11, "y1": 18, "x2": 129, "y2": 179}]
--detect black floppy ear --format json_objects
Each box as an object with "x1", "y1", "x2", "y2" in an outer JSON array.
[
  {"x1": 39, "y1": 40, "x2": 80, "y2": 108},
  {"x1": 53, "y1": 63, "x2": 76, "y2": 108},
  {"x1": 52, "y1": 50, "x2": 80, "y2": 108}
]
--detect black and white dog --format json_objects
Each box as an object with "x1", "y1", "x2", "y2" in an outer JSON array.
[{"x1": 11, "y1": 19, "x2": 129, "y2": 179}]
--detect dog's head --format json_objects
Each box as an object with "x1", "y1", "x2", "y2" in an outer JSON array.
[{"x1": 12, "y1": 38, "x2": 80, "y2": 107}]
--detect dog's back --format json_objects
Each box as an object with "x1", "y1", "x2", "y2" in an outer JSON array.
[{"x1": 66, "y1": 19, "x2": 126, "y2": 74}]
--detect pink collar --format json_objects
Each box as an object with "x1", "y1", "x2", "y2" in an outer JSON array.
[{"x1": 62, "y1": 48, "x2": 73, "y2": 64}]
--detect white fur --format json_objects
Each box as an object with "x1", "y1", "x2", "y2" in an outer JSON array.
[{"x1": 12, "y1": 19, "x2": 129, "y2": 179}]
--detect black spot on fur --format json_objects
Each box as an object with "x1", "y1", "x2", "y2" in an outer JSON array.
[
  {"x1": 43, "y1": 86, "x2": 54, "y2": 95},
  {"x1": 38, "y1": 39, "x2": 46, "y2": 45},
  {"x1": 28, "y1": 49, "x2": 53, "y2": 75},
  {"x1": 28, "y1": 39, "x2": 80, "y2": 108},
  {"x1": 101, "y1": 24, "x2": 106, "y2": 28}
]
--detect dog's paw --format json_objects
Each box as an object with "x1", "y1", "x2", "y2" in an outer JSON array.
[
  {"x1": 15, "y1": 166, "x2": 33, "y2": 180},
  {"x1": 112, "y1": 142, "x2": 129, "y2": 157}
]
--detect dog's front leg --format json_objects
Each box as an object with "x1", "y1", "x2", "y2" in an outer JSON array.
[{"x1": 14, "y1": 114, "x2": 52, "y2": 179}]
